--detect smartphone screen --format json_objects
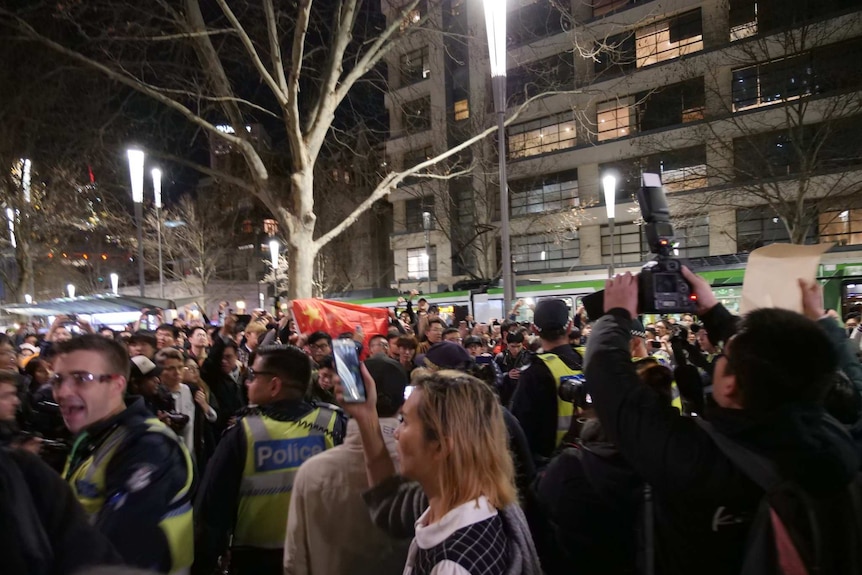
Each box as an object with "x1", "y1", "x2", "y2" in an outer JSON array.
[
  {"x1": 332, "y1": 339, "x2": 366, "y2": 403},
  {"x1": 651, "y1": 340, "x2": 663, "y2": 349}
]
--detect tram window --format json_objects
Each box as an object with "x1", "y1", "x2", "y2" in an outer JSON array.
[{"x1": 516, "y1": 296, "x2": 575, "y2": 324}]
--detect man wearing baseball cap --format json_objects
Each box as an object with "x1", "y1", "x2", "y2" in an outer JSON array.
[{"x1": 511, "y1": 298, "x2": 582, "y2": 462}]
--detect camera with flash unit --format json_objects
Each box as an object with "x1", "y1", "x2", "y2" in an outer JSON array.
[
  {"x1": 636, "y1": 173, "x2": 697, "y2": 314},
  {"x1": 582, "y1": 173, "x2": 697, "y2": 318}
]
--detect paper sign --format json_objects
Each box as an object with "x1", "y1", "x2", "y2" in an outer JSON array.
[{"x1": 740, "y1": 243, "x2": 832, "y2": 314}]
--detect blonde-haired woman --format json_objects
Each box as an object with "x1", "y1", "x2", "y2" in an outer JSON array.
[{"x1": 338, "y1": 367, "x2": 540, "y2": 575}]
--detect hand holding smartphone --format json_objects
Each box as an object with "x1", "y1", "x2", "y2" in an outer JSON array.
[{"x1": 332, "y1": 339, "x2": 367, "y2": 403}]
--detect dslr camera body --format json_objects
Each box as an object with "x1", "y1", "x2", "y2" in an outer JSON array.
[{"x1": 636, "y1": 173, "x2": 697, "y2": 314}]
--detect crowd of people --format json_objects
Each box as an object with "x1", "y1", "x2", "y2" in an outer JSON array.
[{"x1": 2, "y1": 268, "x2": 862, "y2": 575}]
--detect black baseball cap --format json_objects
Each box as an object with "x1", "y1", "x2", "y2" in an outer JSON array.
[{"x1": 533, "y1": 299, "x2": 569, "y2": 331}]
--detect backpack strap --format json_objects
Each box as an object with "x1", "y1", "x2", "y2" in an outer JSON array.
[{"x1": 693, "y1": 417, "x2": 781, "y2": 491}]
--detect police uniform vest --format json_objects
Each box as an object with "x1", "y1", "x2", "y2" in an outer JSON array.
[
  {"x1": 536, "y1": 353, "x2": 582, "y2": 447},
  {"x1": 64, "y1": 417, "x2": 195, "y2": 574},
  {"x1": 233, "y1": 406, "x2": 339, "y2": 549}
]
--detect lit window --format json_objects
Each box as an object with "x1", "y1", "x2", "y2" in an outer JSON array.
[
  {"x1": 453, "y1": 99, "x2": 469, "y2": 121},
  {"x1": 263, "y1": 219, "x2": 278, "y2": 236},
  {"x1": 407, "y1": 246, "x2": 436, "y2": 279},
  {"x1": 507, "y1": 114, "x2": 576, "y2": 159},
  {"x1": 820, "y1": 209, "x2": 862, "y2": 246},
  {"x1": 597, "y1": 99, "x2": 635, "y2": 141},
  {"x1": 661, "y1": 164, "x2": 707, "y2": 193},
  {"x1": 635, "y1": 9, "x2": 703, "y2": 68}
]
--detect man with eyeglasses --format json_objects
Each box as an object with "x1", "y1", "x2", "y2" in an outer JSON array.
[
  {"x1": 193, "y1": 344, "x2": 345, "y2": 575},
  {"x1": 53, "y1": 334, "x2": 194, "y2": 574}
]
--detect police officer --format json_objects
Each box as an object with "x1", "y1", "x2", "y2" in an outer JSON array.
[
  {"x1": 511, "y1": 299, "x2": 582, "y2": 462},
  {"x1": 193, "y1": 344, "x2": 345, "y2": 575},
  {"x1": 54, "y1": 334, "x2": 194, "y2": 573}
]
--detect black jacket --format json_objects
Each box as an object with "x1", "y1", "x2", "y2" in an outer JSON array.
[
  {"x1": 0, "y1": 447, "x2": 121, "y2": 575},
  {"x1": 63, "y1": 397, "x2": 192, "y2": 573},
  {"x1": 584, "y1": 308, "x2": 860, "y2": 575},
  {"x1": 193, "y1": 399, "x2": 346, "y2": 575},
  {"x1": 201, "y1": 334, "x2": 246, "y2": 439},
  {"x1": 533, "y1": 420, "x2": 643, "y2": 575},
  {"x1": 510, "y1": 344, "x2": 583, "y2": 461}
]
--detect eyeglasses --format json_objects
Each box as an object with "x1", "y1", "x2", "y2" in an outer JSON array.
[
  {"x1": 183, "y1": 366, "x2": 199, "y2": 372},
  {"x1": 50, "y1": 372, "x2": 117, "y2": 391},
  {"x1": 309, "y1": 342, "x2": 331, "y2": 351},
  {"x1": 246, "y1": 368, "x2": 277, "y2": 381}
]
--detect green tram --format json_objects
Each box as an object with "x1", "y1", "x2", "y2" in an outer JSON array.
[{"x1": 342, "y1": 250, "x2": 862, "y2": 324}]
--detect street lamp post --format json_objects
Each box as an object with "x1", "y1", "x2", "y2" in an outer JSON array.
[
  {"x1": 127, "y1": 149, "x2": 146, "y2": 296},
  {"x1": 484, "y1": 0, "x2": 515, "y2": 310},
  {"x1": 67, "y1": 283, "x2": 75, "y2": 299},
  {"x1": 110, "y1": 273, "x2": 119, "y2": 295},
  {"x1": 422, "y1": 211, "x2": 432, "y2": 295},
  {"x1": 152, "y1": 168, "x2": 165, "y2": 298},
  {"x1": 603, "y1": 175, "x2": 617, "y2": 277},
  {"x1": 269, "y1": 239, "x2": 279, "y2": 315}
]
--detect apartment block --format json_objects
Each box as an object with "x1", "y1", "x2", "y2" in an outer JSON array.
[{"x1": 382, "y1": 0, "x2": 862, "y2": 291}]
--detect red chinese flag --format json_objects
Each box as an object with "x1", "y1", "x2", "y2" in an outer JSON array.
[{"x1": 292, "y1": 299, "x2": 390, "y2": 356}]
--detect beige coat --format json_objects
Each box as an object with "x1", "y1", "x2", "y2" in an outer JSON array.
[{"x1": 284, "y1": 417, "x2": 410, "y2": 575}]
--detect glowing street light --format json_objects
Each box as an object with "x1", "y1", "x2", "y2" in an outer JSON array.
[
  {"x1": 603, "y1": 174, "x2": 617, "y2": 277},
  {"x1": 152, "y1": 168, "x2": 165, "y2": 298},
  {"x1": 127, "y1": 149, "x2": 146, "y2": 296},
  {"x1": 483, "y1": 0, "x2": 514, "y2": 309},
  {"x1": 269, "y1": 239, "x2": 280, "y2": 314}
]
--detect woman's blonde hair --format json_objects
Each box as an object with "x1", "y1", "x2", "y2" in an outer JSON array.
[{"x1": 410, "y1": 369, "x2": 516, "y2": 511}]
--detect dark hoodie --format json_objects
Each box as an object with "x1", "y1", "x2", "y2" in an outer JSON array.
[
  {"x1": 585, "y1": 308, "x2": 860, "y2": 575},
  {"x1": 533, "y1": 419, "x2": 642, "y2": 575}
]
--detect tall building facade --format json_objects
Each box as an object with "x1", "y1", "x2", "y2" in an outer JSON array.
[{"x1": 382, "y1": 0, "x2": 862, "y2": 292}]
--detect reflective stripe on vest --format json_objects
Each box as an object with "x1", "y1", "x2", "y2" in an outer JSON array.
[
  {"x1": 66, "y1": 418, "x2": 195, "y2": 573},
  {"x1": 233, "y1": 407, "x2": 338, "y2": 549},
  {"x1": 536, "y1": 353, "x2": 581, "y2": 447}
]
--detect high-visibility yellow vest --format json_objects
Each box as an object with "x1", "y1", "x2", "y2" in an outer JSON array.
[
  {"x1": 536, "y1": 353, "x2": 582, "y2": 447},
  {"x1": 233, "y1": 407, "x2": 338, "y2": 549},
  {"x1": 65, "y1": 417, "x2": 194, "y2": 574}
]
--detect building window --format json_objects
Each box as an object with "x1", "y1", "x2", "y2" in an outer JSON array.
[
  {"x1": 405, "y1": 197, "x2": 435, "y2": 232},
  {"x1": 508, "y1": 0, "x2": 568, "y2": 47},
  {"x1": 637, "y1": 78, "x2": 705, "y2": 132},
  {"x1": 512, "y1": 233, "x2": 580, "y2": 273},
  {"x1": 820, "y1": 209, "x2": 862, "y2": 246},
  {"x1": 602, "y1": 216, "x2": 707, "y2": 261},
  {"x1": 601, "y1": 223, "x2": 648, "y2": 264},
  {"x1": 507, "y1": 114, "x2": 576, "y2": 159},
  {"x1": 635, "y1": 9, "x2": 703, "y2": 68},
  {"x1": 453, "y1": 99, "x2": 469, "y2": 121},
  {"x1": 597, "y1": 98, "x2": 635, "y2": 141},
  {"x1": 400, "y1": 46, "x2": 430, "y2": 86},
  {"x1": 672, "y1": 216, "x2": 710, "y2": 257},
  {"x1": 594, "y1": 32, "x2": 637, "y2": 75},
  {"x1": 729, "y1": 0, "x2": 757, "y2": 41},
  {"x1": 402, "y1": 97, "x2": 431, "y2": 132},
  {"x1": 507, "y1": 53, "x2": 575, "y2": 106},
  {"x1": 592, "y1": 0, "x2": 642, "y2": 17},
  {"x1": 399, "y1": 0, "x2": 426, "y2": 31},
  {"x1": 510, "y1": 170, "x2": 579, "y2": 217},
  {"x1": 403, "y1": 146, "x2": 434, "y2": 170},
  {"x1": 732, "y1": 39, "x2": 862, "y2": 112},
  {"x1": 263, "y1": 219, "x2": 279, "y2": 236},
  {"x1": 407, "y1": 246, "x2": 437, "y2": 280},
  {"x1": 736, "y1": 206, "x2": 817, "y2": 251}
]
